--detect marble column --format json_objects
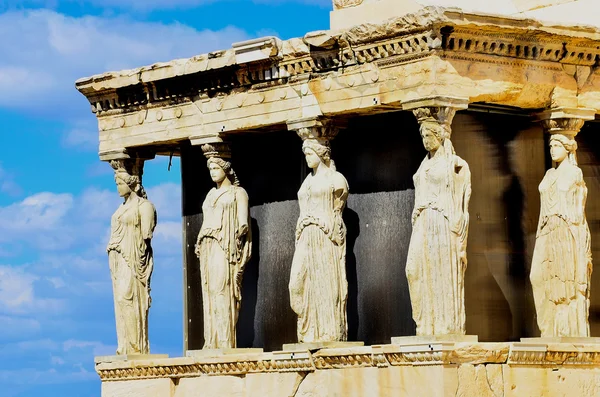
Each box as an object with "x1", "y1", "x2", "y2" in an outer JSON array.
[
  {"x1": 399, "y1": 98, "x2": 473, "y2": 339},
  {"x1": 104, "y1": 151, "x2": 158, "y2": 357},
  {"x1": 285, "y1": 117, "x2": 356, "y2": 346},
  {"x1": 192, "y1": 140, "x2": 253, "y2": 350},
  {"x1": 529, "y1": 107, "x2": 595, "y2": 338}
]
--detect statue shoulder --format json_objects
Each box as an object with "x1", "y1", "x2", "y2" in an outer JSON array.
[
  {"x1": 332, "y1": 171, "x2": 349, "y2": 191},
  {"x1": 566, "y1": 163, "x2": 583, "y2": 179},
  {"x1": 233, "y1": 185, "x2": 249, "y2": 200},
  {"x1": 560, "y1": 163, "x2": 585, "y2": 187},
  {"x1": 453, "y1": 154, "x2": 471, "y2": 175},
  {"x1": 138, "y1": 198, "x2": 157, "y2": 216}
]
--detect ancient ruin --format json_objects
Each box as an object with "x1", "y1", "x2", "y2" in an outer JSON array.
[{"x1": 77, "y1": 1, "x2": 600, "y2": 395}]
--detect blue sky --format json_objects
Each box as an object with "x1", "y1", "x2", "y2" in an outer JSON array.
[{"x1": 0, "y1": 1, "x2": 331, "y2": 396}]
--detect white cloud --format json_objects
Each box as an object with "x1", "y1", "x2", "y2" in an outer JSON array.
[
  {"x1": 0, "y1": 366, "x2": 97, "y2": 385},
  {"x1": 0, "y1": 163, "x2": 22, "y2": 197},
  {"x1": 0, "y1": 10, "x2": 249, "y2": 115},
  {"x1": 0, "y1": 265, "x2": 66, "y2": 316},
  {"x1": 63, "y1": 339, "x2": 114, "y2": 356},
  {"x1": 0, "y1": 9, "x2": 251, "y2": 151},
  {"x1": 0, "y1": 181, "x2": 183, "y2": 388},
  {"x1": 0, "y1": 192, "x2": 72, "y2": 233},
  {"x1": 0, "y1": 266, "x2": 37, "y2": 313},
  {"x1": 147, "y1": 182, "x2": 181, "y2": 220},
  {"x1": 2, "y1": 0, "x2": 332, "y2": 11},
  {"x1": 50, "y1": 356, "x2": 65, "y2": 366},
  {"x1": 0, "y1": 316, "x2": 41, "y2": 339},
  {"x1": 0, "y1": 192, "x2": 75, "y2": 251},
  {"x1": 61, "y1": 118, "x2": 98, "y2": 150},
  {"x1": 77, "y1": 187, "x2": 120, "y2": 222}
]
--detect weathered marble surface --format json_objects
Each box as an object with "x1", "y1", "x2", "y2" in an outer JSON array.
[
  {"x1": 195, "y1": 144, "x2": 252, "y2": 349},
  {"x1": 531, "y1": 133, "x2": 593, "y2": 337},
  {"x1": 406, "y1": 106, "x2": 471, "y2": 336},
  {"x1": 75, "y1": 7, "x2": 600, "y2": 159},
  {"x1": 330, "y1": 0, "x2": 599, "y2": 30},
  {"x1": 96, "y1": 343, "x2": 600, "y2": 397},
  {"x1": 289, "y1": 124, "x2": 350, "y2": 344},
  {"x1": 107, "y1": 159, "x2": 157, "y2": 355}
]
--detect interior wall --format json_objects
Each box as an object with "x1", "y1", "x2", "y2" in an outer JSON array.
[{"x1": 182, "y1": 110, "x2": 600, "y2": 351}]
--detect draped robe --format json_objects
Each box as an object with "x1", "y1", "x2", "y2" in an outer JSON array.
[
  {"x1": 289, "y1": 171, "x2": 349, "y2": 343},
  {"x1": 107, "y1": 196, "x2": 157, "y2": 355},
  {"x1": 196, "y1": 186, "x2": 252, "y2": 349},
  {"x1": 406, "y1": 146, "x2": 471, "y2": 336},
  {"x1": 530, "y1": 163, "x2": 592, "y2": 337}
]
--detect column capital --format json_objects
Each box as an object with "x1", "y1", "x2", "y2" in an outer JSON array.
[
  {"x1": 404, "y1": 97, "x2": 468, "y2": 139},
  {"x1": 402, "y1": 96, "x2": 469, "y2": 112},
  {"x1": 403, "y1": 96, "x2": 469, "y2": 138},
  {"x1": 108, "y1": 157, "x2": 147, "y2": 186},
  {"x1": 201, "y1": 141, "x2": 231, "y2": 160},
  {"x1": 100, "y1": 148, "x2": 155, "y2": 162},
  {"x1": 190, "y1": 133, "x2": 232, "y2": 159},
  {"x1": 287, "y1": 117, "x2": 345, "y2": 142},
  {"x1": 536, "y1": 107, "x2": 596, "y2": 138},
  {"x1": 190, "y1": 133, "x2": 225, "y2": 147}
]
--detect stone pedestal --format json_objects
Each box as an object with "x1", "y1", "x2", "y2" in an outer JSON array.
[
  {"x1": 95, "y1": 343, "x2": 600, "y2": 397},
  {"x1": 186, "y1": 349, "x2": 263, "y2": 358},
  {"x1": 391, "y1": 335, "x2": 478, "y2": 345},
  {"x1": 95, "y1": 354, "x2": 169, "y2": 364},
  {"x1": 520, "y1": 337, "x2": 600, "y2": 344},
  {"x1": 282, "y1": 341, "x2": 364, "y2": 352}
]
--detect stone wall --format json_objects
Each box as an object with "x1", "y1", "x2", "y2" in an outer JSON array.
[
  {"x1": 182, "y1": 109, "x2": 600, "y2": 349},
  {"x1": 97, "y1": 342, "x2": 600, "y2": 397}
]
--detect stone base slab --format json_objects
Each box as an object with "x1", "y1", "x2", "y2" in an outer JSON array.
[
  {"x1": 281, "y1": 341, "x2": 364, "y2": 352},
  {"x1": 391, "y1": 334, "x2": 478, "y2": 345},
  {"x1": 520, "y1": 337, "x2": 600, "y2": 344},
  {"x1": 96, "y1": 342, "x2": 600, "y2": 396},
  {"x1": 95, "y1": 354, "x2": 169, "y2": 364},
  {"x1": 186, "y1": 348, "x2": 263, "y2": 358}
]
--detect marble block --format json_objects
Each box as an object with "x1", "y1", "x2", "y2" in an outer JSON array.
[
  {"x1": 282, "y1": 341, "x2": 364, "y2": 352},
  {"x1": 520, "y1": 337, "x2": 600, "y2": 344},
  {"x1": 186, "y1": 348, "x2": 263, "y2": 358},
  {"x1": 95, "y1": 344, "x2": 600, "y2": 397},
  {"x1": 95, "y1": 354, "x2": 169, "y2": 364},
  {"x1": 391, "y1": 335, "x2": 478, "y2": 345}
]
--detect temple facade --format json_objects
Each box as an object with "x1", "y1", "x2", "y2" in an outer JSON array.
[{"x1": 77, "y1": 2, "x2": 600, "y2": 396}]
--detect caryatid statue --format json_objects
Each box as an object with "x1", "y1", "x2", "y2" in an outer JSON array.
[
  {"x1": 530, "y1": 126, "x2": 592, "y2": 338},
  {"x1": 406, "y1": 107, "x2": 472, "y2": 336},
  {"x1": 288, "y1": 120, "x2": 350, "y2": 343},
  {"x1": 195, "y1": 143, "x2": 252, "y2": 349},
  {"x1": 107, "y1": 158, "x2": 157, "y2": 355}
]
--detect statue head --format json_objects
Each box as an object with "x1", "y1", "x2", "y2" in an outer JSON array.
[
  {"x1": 419, "y1": 121, "x2": 447, "y2": 153},
  {"x1": 206, "y1": 157, "x2": 239, "y2": 186},
  {"x1": 110, "y1": 159, "x2": 147, "y2": 199},
  {"x1": 302, "y1": 139, "x2": 334, "y2": 170},
  {"x1": 549, "y1": 134, "x2": 578, "y2": 165},
  {"x1": 413, "y1": 107, "x2": 453, "y2": 154},
  {"x1": 202, "y1": 144, "x2": 239, "y2": 186}
]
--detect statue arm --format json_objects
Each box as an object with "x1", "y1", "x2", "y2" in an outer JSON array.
[
  {"x1": 331, "y1": 173, "x2": 349, "y2": 246},
  {"x1": 574, "y1": 168, "x2": 587, "y2": 226},
  {"x1": 139, "y1": 201, "x2": 157, "y2": 241},
  {"x1": 332, "y1": 173, "x2": 349, "y2": 212},
  {"x1": 451, "y1": 157, "x2": 471, "y2": 231},
  {"x1": 235, "y1": 188, "x2": 250, "y2": 237}
]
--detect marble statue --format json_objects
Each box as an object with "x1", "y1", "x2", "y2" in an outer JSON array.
[
  {"x1": 107, "y1": 159, "x2": 157, "y2": 355},
  {"x1": 195, "y1": 144, "x2": 252, "y2": 349},
  {"x1": 406, "y1": 110, "x2": 472, "y2": 336},
  {"x1": 289, "y1": 138, "x2": 349, "y2": 343},
  {"x1": 333, "y1": 0, "x2": 364, "y2": 9},
  {"x1": 530, "y1": 134, "x2": 592, "y2": 337}
]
